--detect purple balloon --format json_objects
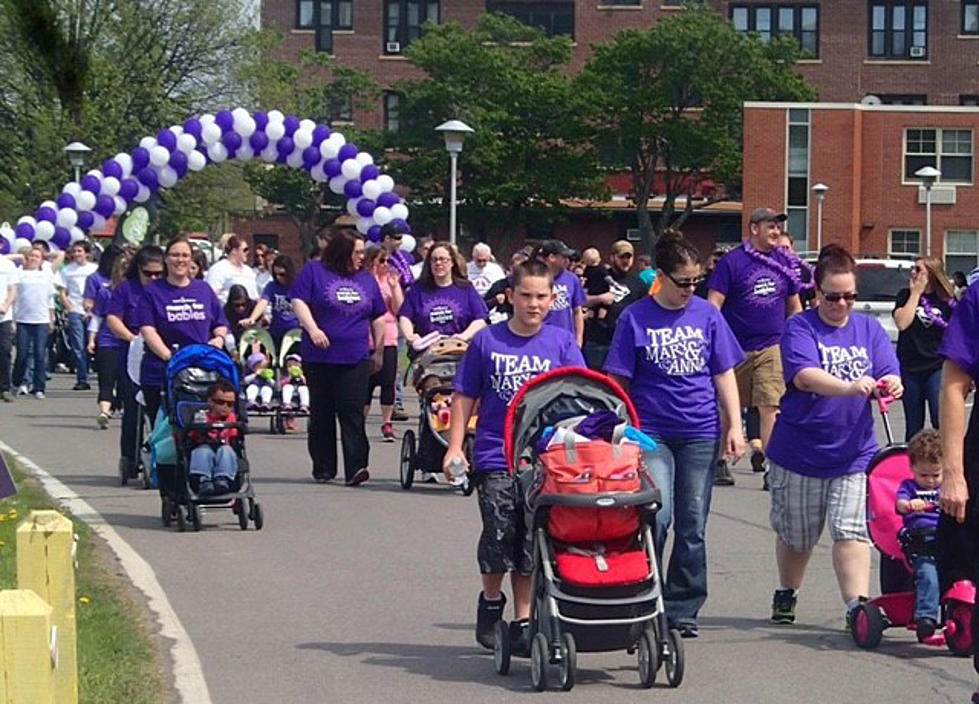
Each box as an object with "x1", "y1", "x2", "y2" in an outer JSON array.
[
  {"x1": 183, "y1": 118, "x2": 203, "y2": 140},
  {"x1": 81, "y1": 174, "x2": 101, "y2": 193},
  {"x1": 323, "y1": 158, "x2": 342, "y2": 178},
  {"x1": 360, "y1": 165, "x2": 380, "y2": 182},
  {"x1": 356, "y1": 199, "x2": 376, "y2": 217},
  {"x1": 57, "y1": 194, "x2": 76, "y2": 209},
  {"x1": 338, "y1": 144, "x2": 358, "y2": 162},
  {"x1": 283, "y1": 115, "x2": 300, "y2": 136},
  {"x1": 343, "y1": 180, "x2": 362, "y2": 199},
  {"x1": 15, "y1": 223, "x2": 34, "y2": 240},
  {"x1": 377, "y1": 192, "x2": 399, "y2": 208},
  {"x1": 252, "y1": 111, "x2": 269, "y2": 131},
  {"x1": 276, "y1": 136, "x2": 295, "y2": 156},
  {"x1": 136, "y1": 167, "x2": 159, "y2": 189},
  {"x1": 215, "y1": 110, "x2": 234, "y2": 132},
  {"x1": 366, "y1": 226, "x2": 382, "y2": 243},
  {"x1": 36, "y1": 206, "x2": 56, "y2": 223},
  {"x1": 102, "y1": 159, "x2": 123, "y2": 180},
  {"x1": 52, "y1": 226, "x2": 71, "y2": 250},
  {"x1": 95, "y1": 195, "x2": 116, "y2": 217},
  {"x1": 156, "y1": 130, "x2": 177, "y2": 151},
  {"x1": 131, "y1": 147, "x2": 150, "y2": 171},
  {"x1": 0, "y1": 237, "x2": 9, "y2": 255},
  {"x1": 221, "y1": 132, "x2": 242, "y2": 152},
  {"x1": 249, "y1": 131, "x2": 269, "y2": 152},
  {"x1": 77, "y1": 211, "x2": 95, "y2": 229},
  {"x1": 169, "y1": 150, "x2": 188, "y2": 170},
  {"x1": 312, "y1": 125, "x2": 331, "y2": 146},
  {"x1": 302, "y1": 146, "x2": 320, "y2": 168}
]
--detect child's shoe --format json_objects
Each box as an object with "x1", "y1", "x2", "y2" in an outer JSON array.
[
  {"x1": 915, "y1": 617, "x2": 937, "y2": 642},
  {"x1": 198, "y1": 480, "x2": 215, "y2": 496}
]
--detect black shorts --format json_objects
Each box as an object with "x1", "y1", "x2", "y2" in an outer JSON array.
[{"x1": 476, "y1": 472, "x2": 533, "y2": 576}]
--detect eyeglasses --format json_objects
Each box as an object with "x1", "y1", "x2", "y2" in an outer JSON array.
[
  {"x1": 210, "y1": 398, "x2": 235, "y2": 407},
  {"x1": 142, "y1": 269, "x2": 164, "y2": 278},
  {"x1": 241, "y1": 247, "x2": 249, "y2": 253},
  {"x1": 821, "y1": 291, "x2": 858, "y2": 303},
  {"x1": 665, "y1": 272, "x2": 705, "y2": 289},
  {"x1": 430, "y1": 257, "x2": 452, "y2": 264},
  {"x1": 378, "y1": 258, "x2": 390, "y2": 264}
]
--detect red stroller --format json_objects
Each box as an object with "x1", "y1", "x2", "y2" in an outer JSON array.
[{"x1": 850, "y1": 391, "x2": 975, "y2": 653}]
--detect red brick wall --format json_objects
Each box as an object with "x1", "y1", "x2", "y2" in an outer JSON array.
[{"x1": 741, "y1": 106, "x2": 788, "y2": 238}]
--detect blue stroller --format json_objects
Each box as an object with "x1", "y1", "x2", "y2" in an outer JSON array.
[{"x1": 159, "y1": 344, "x2": 263, "y2": 531}]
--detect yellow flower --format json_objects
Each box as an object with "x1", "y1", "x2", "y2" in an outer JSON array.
[
  {"x1": 0, "y1": 515, "x2": 7, "y2": 522},
  {"x1": 78, "y1": 596, "x2": 91, "y2": 605},
  {"x1": 0, "y1": 540, "x2": 5, "y2": 547}
]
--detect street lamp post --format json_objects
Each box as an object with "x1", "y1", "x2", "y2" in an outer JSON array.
[
  {"x1": 63, "y1": 141, "x2": 92, "y2": 183},
  {"x1": 811, "y1": 182, "x2": 828, "y2": 253},
  {"x1": 915, "y1": 165, "x2": 940, "y2": 257},
  {"x1": 434, "y1": 120, "x2": 474, "y2": 246}
]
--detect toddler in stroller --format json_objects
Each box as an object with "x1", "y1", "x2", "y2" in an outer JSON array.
[
  {"x1": 187, "y1": 380, "x2": 240, "y2": 496},
  {"x1": 244, "y1": 350, "x2": 275, "y2": 411},
  {"x1": 280, "y1": 353, "x2": 309, "y2": 412}
]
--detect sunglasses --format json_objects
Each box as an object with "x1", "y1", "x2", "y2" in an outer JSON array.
[
  {"x1": 665, "y1": 272, "x2": 705, "y2": 289},
  {"x1": 142, "y1": 269, "x2": 164, "y2": 278},
  {"x1": 210, "y1": 398, "x2": 235, "y2": 407},
  {"x1": 822, "y1": 292, "x2": 858, "y2": 303},
  {"x1": 912, "y1": 265, "x2": 922, "y2": 274}
]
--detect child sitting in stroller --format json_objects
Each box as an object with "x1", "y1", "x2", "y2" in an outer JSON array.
[
  {"x1": 280, "y1": 353, "x2": 309, "y2": 412},
  {"x1": 896, "y1": 429, "x2": 943, "y2": 641},
  {"x1": 188, "y1": 380, "x2": 241, "y2": 496},
  {"x1": 244, "y1": 351, "x2": 275, "y2": 411}
]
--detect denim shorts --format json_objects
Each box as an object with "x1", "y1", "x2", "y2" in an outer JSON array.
[{"x1": 475, "y1": 472, "x2": 534, "y2": 576}]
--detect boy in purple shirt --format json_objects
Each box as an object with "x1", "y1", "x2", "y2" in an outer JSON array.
[
  {"x1": 536, "y1": 240, "x2": 585, "y2": 347},
  {"x1": 444, "y1": 259, "x2": 585, "y2": 655}
]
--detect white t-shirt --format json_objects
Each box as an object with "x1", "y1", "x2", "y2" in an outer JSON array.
[
  {"x1": 205, "y1": 258, "x2": 258, "y2": 303},
  {"x1": 58, "y1": 261, "x2": 97, "y2": 310},
  {"x1": 466, "y1": 260, "x2": 506, "y2": 297},
  {"x1": 15, "y1": 269, "x2": 55, "y2": 325},
  {"x1": 410, "y1": 261, "x2": 424, "y2": 281},
  {"x1": 256, "y1": 269, "x2": 272, "y2": 292},
  {"x1": 0, "y1": 257, "x2": 20, "y2": 324}
]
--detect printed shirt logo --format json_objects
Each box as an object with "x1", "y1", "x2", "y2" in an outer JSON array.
[
  {"x1": 165, "y1": 296, "x2": 207, "y2": 323},
  {"x1": 471, "y1": 273, "x2": 493, "y2": 296},
  {"x1": 325, "y1": 278, "x2": 369, "y2": 317},
  {"x1": 272, "y1": 293, "x2": 293, "y2": 315},
  {"x1": 489, "y1": 353, "x2": 551, "y2": 402},
  {"x1": 818, "y1": 342, "x2": 871, "y2": 381},
  {"x1": 644, "y1": 325, "x2": 708, "y2": 375},
  {"x1": 914, "y1": 304, "x2": 944, "y2": 328},
  {"x1": 743, "y1": 268, "x2": 784, "y2": 308},
  {"x1": 425, "y1": 295, "x2": 463, "y2": 327},
  {"x1": 552, "y1": 283, "x2": 571, "y2": 311}
]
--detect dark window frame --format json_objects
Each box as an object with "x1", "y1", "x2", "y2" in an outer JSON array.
[
  {"x1": 877, "y1": 93, "x2": 927, "y2": 105},
  {"x1": 869, "y1": 1, "x2": 928, "y2": 60},
  {"x1": 311, "y1": 0, "x2": 354, "y2": 54},
  {"x1": 486, "y1": 1, "x2": 576, "y2": 39},
  {"x1": 729, "y1": 4, "x2": 820, "y2": 57},
  {"x1": 297, "y1": 0, "x2": 314, "y2": 28},
  {"x1": 964, "y1": 1, "x2": 979, "y2": 34},
  {"x1": 903, "y1": 127, "x2": 974, "y2": 185},
  {"x1": 383, "y1": 92, "x2": 402, "y2": 132},
  {"x1": 384, "y1": 0, "x2": 441, "y2": 54}
]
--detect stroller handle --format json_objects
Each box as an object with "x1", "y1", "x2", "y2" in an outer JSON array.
[{"x1": 875, "y1": 379, "x2": 896, "y2": 415}]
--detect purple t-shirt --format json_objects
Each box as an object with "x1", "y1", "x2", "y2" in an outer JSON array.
[
  {"x1": 83, "y1": 271, "x2": 109, "y2": 303},
  {"x1": 289, "y1": 263, "x2": 386, "y2": 365},
  {"x1": 135, "y1": 279, "x2": 227, "y2": 386},
  {"x1": 604, "y1": 296, "x2": 745, "y2": 439},
  {"x1": 766, "y1": 309, "x2": 899, "y2": 478},
  {"x1": 93, "y1": 286, "x2": 122, "y2": 350},
  {"x1": 543, "y1": 269, "x2": 586, "y2": 336},
  {"x1": 399, "y1": 282, "x2": 488, "y2": 337},
  {"x1": 896, "y1": 478, "x2": 940, "y2": 535},
  {"x1": 940, "y1": 281, "x2": 979, "y2": 380},
  {"x1": 106, "y1": 279, "x2": 145, "y2": 335},
  {"x1": 261, "y1": 280, "x2": 298, "y2": 339},
  {"x1": 454, "y1": 322, "x2": 585, "y2": 471},
  {"x1": 708, "y1": 244, "x2": 800, "y2": 352}
]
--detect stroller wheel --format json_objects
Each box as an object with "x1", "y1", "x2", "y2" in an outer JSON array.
[
  {"x1": 235, "y1": 498, "x2": 249, "y2": 530},
  {"x1": 663, "y1": 628, "x2": 684, "y2": 688},
  {"x1": 399, "y1": 430, "x2": 416, "y2": 490},
  {"x1": 945, "y1": 601, "x2": 973, "y2": 656},
  {"x1": 251, "y1": 502, "x2": 264, "y2": 530},
  {"x1": 176, "y1": 505, "x2": 188, "y2": 532},
  {"x1": 493, "y1": 619, "x2": 511, "y2": 675},
  {"x1": 558, "y1": 632, "x2": 576, "y2": 692},
  {"x1": 850, "y1": 603, "x2": 885, "y2": 650},
  {"x1": 189, "y1": 504, "x2": 201, "y2": 532},
  {"x1": 161, "y1": 497, "x2": 172, "y2": 527},
  {"x1": 529, "y1": 632, "x2": 549, "y2": 692},
  {"x1": 637, "y1": 627, "x2": 657, "y2": 688}
]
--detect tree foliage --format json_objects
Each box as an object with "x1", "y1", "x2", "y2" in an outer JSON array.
[{"x1": 578, "y1": 4, "x2": 816, "y2": 252}]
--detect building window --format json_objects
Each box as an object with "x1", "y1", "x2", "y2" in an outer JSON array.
[
  {"x1": 298, "y1": 0, "x2": 314, "y2": 28},
  {"x1": 878, "y1": 94, "x2": 926, "y2": 105},
  {"x1": 487, "y1": 2, "x2": 575, "y2": 38},
  {"x1": 904, "y1": 128, "x2": 973, "y2": 184},
  {"x1": 946, "y1": 230, "x2": 979, "y2": 274},
  {"x1": 889, "y1": 229, "x2": 921, "y2": 256},
  {"x1": 964, "y1": 2, "x2": 979, "y2": 34},
  {"x1": 327, "y1": 96, "x2": 353, "y2": 125},
  {"x1": 384, "y1": 92, "x2": 401, "y2": 132},
  {"x1": 786, "y1": 108, "x2": 810, "y2": 243},
  {"x1": 385, "y1": 0, "x2": 440, "y2": 53},
  {"x1": 604, "y1": 0, "x2": 640, "y2": 5},
  {"x1": 730, "y1": 5, "x2": 819, "y2": 56},
  {"x1": 870, "y1": 2, "x2": 928, "y2": 60},
  {"x1": 961, "y1": 95, "x2": 979, "y2": 106},
  {"x1": 309, "y1": 1, "x2": 354, "y2": 53}
]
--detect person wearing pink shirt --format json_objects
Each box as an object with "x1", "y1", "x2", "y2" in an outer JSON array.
[{"x1": 365, "y1": 245, "x2": 404, "y2": 442}]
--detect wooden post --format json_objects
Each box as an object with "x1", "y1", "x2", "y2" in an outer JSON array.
[
  {"x1": 16, "y1": 510, "x2": 77, "y2": 704},
  {"x1": 0, "y1": 589, "x2": 55, "y2": 703}
]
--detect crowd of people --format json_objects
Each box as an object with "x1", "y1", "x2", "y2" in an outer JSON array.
[{"x1": 4, "y1": 207, "x2": 979, "y2": 699}]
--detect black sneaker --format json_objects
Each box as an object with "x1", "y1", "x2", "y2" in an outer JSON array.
[
  {"x1": 72, "y1": 381, "x2": 91, "y2": 391},
  {"x1": 509, "y1": 619, "x2": 531, "y2": 656},
  {"x1": 714, "y1": 459, "x2": 735, "y2": 486},
  {"x1": 213, "y1": 478, "x2": 231, "y2": 495},
  {"x1": 915, "y1": 617, "x2": 938, "y2": 642},
  {"x1": 771, "y1": 589, "x2": 797, "y2": 624},
  {"x1": 476, "y1": 592, "x2": 507, "y2": 650},
  {"x1": 676, "y1": 622, "x2": 699, "y2": 638},
  {"x1": 751, "y1": 450, "x2": 767, "y2": 473},
  {"x1": 762, "y1": 470, "x2": 770, "y2": 492}
]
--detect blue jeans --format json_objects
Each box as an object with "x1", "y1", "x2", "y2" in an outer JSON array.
[
  {"x1": 12, "y1": 323, "x2": 49, "y2": 393},
  {"x1": 66, "y1": 312, "x2": 88, "y2": 383},
  {"x1": 913, "y1": 554, "x2": 940, "y2": 622},
  {"x1": 902, "y1": 367, "x2": 941, "y2": 442},
  {"x1": 644, "y1": 436, "x2": 720, "y2": 626},
  {"x1": 189, "y1": 445, "x2": 238, "y2": 481}
]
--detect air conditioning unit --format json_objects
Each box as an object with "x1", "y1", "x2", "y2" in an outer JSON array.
[
  {"x1": 909, "y1": 46, "x2": 926, "y2": 58},
  {"x1": 919, "y1": 185, "x2": 956, "y2": 205},
  {"x1": 385, "y1": 41, "x2": 401, "y2": 54}
]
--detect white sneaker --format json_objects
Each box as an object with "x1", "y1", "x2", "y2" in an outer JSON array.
[
  {"x1": 421, "y1": 472, "x2": 441, "y2": 484},
  {"x1": 97, "y1": 412, "x2": 110, "y2": 429},
  {"x1": 34, "y1": 391, "x2": 45, "y2": 399},
  {"x1": 16, "y1": 385, "x2": 28, "y2": 396}
]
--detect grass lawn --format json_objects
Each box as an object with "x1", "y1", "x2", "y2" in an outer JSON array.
[{"x1": 0, "y1": 454, "x2": 168, "y2": 704}]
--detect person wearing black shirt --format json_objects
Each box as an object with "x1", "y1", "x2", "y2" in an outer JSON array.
[
  {"x1": 893, "y1": 256, "x2": 956, "y2": 441},
  {"x1": 483, "y1": 249, "x2": 530, "y2": 323},
  {"x1": 695, "y1": 248, "x2": 726, "y2": 299},
  {"x1": 581, "y1": 240, "x2": 646, "y2": 369}
]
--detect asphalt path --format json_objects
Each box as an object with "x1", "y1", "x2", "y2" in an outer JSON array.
[{"x1": 0, "y1": 375, "x2": 971, "y2": 703}]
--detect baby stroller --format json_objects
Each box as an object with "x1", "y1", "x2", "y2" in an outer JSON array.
[
  {"x1": 121, "y1": 336, "x2": 152, "y2": 489},
  {"x1": 494, "y1": 367, "x2": 681, "y2": 691},
  {"x1": 237, "y1": 327, "x2": 276, "y2": 421},
  {"x1": 398, "y1": 337, "x2": 475, "y2": 494},
  {"x1": 850, "y1": 391, "x2": 974, "y2": 652},
  {"x1": 272, "y1": 328, "x2": 308, "y2": 435},
  {"x1": 160, "y1": 344, "x2": 263, "y2": 532}
]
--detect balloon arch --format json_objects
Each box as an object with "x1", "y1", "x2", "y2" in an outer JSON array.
[{"x1": 0, "y1": 108, "x2": 410, "y2": 254}]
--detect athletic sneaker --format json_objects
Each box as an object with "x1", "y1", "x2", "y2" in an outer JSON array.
[
  {"x1": 33, "y1": 391, "x2": 45, "y2": 400},
  {"x1": 381, "y1": 422, "x2": 396, "y2": 442},
  {"x1": 509, "y1": 619, "x2": 531, "y2": 656},
  {"x1": 844, "y1": 597, "x2": 869, "y2": 632},
  {"x1": 476, "y1": 592, "x2": 507, "y2": 650},
  {"x1": 421, "y1": 472, "x2": 441, "y2": 484},
  {"x1": 97, "y1": 412, "x2": 110, "y2": 429},
  {"x1": 72, "y1": 381, "x2": 91, "y2": 391},
  {"x1": 714, "y1": 459, "x2": 735, "y2": 486},
  {"x1": 771, "y1": 589, "x2": 797, "y2": 624},
  {"x1": 345, "y1": 468, "x2": 370, "y2": 487},
  {"x1": 16, "y1": 385, "x2": 28, "y2": 397},
  {"x1": 392, "y1": 406, "x2": 409, "y2": 421},
  {"x1": 915, "y1": 617, "x2": 937, "y2": 642},
  {"x1": 751, "y1": 450, "x2": 767, "y2": 473}
]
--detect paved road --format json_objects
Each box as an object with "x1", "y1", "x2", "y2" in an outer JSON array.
[{"x1": 0, "y1": 376, "x2": 970, "y2": 703}]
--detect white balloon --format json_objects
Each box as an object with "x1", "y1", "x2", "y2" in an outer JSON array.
[
  {"x1": 114, "y1": 153, "x2": 133, "y2": 177},
  {"x1": 113, "y1": 196, "x2": 127, "y2": 215},
  {"x1": 177, "y1": 133, "x2": 197, "y2": 153},
  {"x1": 207, "y1": 142, "x2": 228, "y2": 163},
  {"x1": 390, "y1": 203, "x2": 409, "y2": 221},
  {"x1": 400, "y1": 234, "x2": 416, "y2": 253},
  {"x1": 158, "y1": 167, "x2": 178, "y2": 188},
  {"x1": 286, "y1": 151, "x2": 304, "y2": 169},
  {"x1": 293, "y1": 129, "x2": 313, "y2": 150},
  {"x1": 134, "y1": 185, "x2": 151, "y2": 203},
  {"x1": 69, "y1": 227, "x2": 85, "y2": 243},
  {"x1": 329, "y1": 132, "x2": 346, "y2": 148},
  {"x1": 100, "y1": 176, "x2": 121, "y2": 196},
  {"x1": 340, "y1": 159, "x2": 362, "y2": 181},
  {"x1": 328, "y1": 176, "x2": 346, "y2": 194},
  {"x1": 76, "y1": 191, "x2": 96, "y2": 212},
  {"x1": 91, "y1": 213, "x2": 106, "y2": 230},
  {"x1": 201, "y1": 123, "x2": 222, "y2": 145},
  {"x1": 355, "y1": 217, "x2": 372, "y2": 234},
  {"x1": 267, "y1": 109, "x2": 284, "y2": 124},
  {"x1": 169, "y1": 125, "x2": 184, "y2": 136},
  {"x1": 199, "y1": 113, "x2": 215, "y2": 126},
  {"x1": 260, "y1": 145, "x2": 279, "y2": 163},
  {"x1": 56, "y1": 208, "x2": 78, "y2": 228},
  {"x1": 187, "y1": 150, "x2": 207, "y2": 171},
  {"x1": 40, "y1": 199, "x2": 56, "y2": 210},
  {"x1": 236, "y1": 144, "x2": 254, "y2": 162},
  {"x1": 372, "y1": 206, "x2": 392, "y2": 226},
  {"x1": 61, "y1": 182, "x2": 81, "y2": 198},
  {"x1": 16, "y1": 215, "x2": 36, "y2": 227},
  {"x1": 35, "y1": 221, "x2": 55, "y2": 240},
  {"x1": 376, "y1": 174, "x2": 395, "y2": 193},
  {"x1": 234, "y1": 116, "x2": 256, "y2": 138},
  {"x1": 355, "y1": 152, "x2": 374, "y2": 166},
  {"x1": 310, "y1": 163, "x2": 327, "y2": 182},
  {"x1": 149, "y1": 146, "x2": 170, "y2": 167},
  {"x1": 139, "y1": 136, "x2": 157, "y2": 150},
  {"x1": 361, "y1": 179, "x2": 381, "y2": 201},
  {"x1": 299, "y1": 118, "x2": 316, "y2": 132},
  {"x1": 14, "y1": 237, "x2": 32, "y2": 251},
  {"x1": 265, "y1": 121, "x2": 285, "y2": 141},
  {"x1": 319, "y1": 139, "x2": 340, "y2": 160},
  {"x1": 232, "y1": 107, "x2": 249, "y2": 120}
]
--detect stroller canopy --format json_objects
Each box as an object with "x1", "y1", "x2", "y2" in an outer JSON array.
[
  {"x1": 503, "y1": 367, "x2": 638, "y2": 473},
  {"x1": 166, "y1": 344, "x2": 240, "y2": 427}
]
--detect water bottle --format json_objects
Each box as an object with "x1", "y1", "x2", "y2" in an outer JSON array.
[{"x1": 449, "y1": 456, "x2": 467, "y2": 487}]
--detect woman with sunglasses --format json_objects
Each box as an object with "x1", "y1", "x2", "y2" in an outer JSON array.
[
  {"x1": 242, "y1": 255, "x2": 298, "y2": 350},
  {"x1": 205, "y1": 234, "x2": 258, "y2": 304},
  {"x1": 892, "y1": 256, "x2": 955, "y2": 441},
  {"x1": 106, "y1": 245, "x2": 165, "y2": 480},
  {"x1": 604, "y1": 230, "x2": 745, "y2": 638},
  {"x1": 765, "y1": 245, "x2": 902, "y2": 629},
  {"x1": 364, "y1": 245, "x2": 404, "y2": 442}
]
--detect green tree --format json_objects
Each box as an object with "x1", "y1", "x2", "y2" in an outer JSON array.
[{"x1": 578, "y1": 4, "x2": 816, "y2": 253}]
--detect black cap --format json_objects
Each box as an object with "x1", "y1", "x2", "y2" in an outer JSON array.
[
  {"x1": 749, "y1": 207, "x2": 788, "y2": 224},
  {"x1": 380, "y1": 222, "x2": 407, "y2": 239},
  {"x1": 540, "y1": 239, "x2": 575, "y2": 258}
]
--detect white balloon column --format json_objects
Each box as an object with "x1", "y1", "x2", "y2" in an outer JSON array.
[{"x1": 1, "y1": 108, "x2": 410, "y2": 255}]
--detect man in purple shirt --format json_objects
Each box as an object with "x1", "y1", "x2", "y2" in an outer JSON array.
[{"x1": 708, "y1": 207, "x2": 802, "y2": 485}]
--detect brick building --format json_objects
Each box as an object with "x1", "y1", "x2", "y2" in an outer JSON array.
[{"x1": 743, "y1": 101, "x2": 979, "y2": 273}]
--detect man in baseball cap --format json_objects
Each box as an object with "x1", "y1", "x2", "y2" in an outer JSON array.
[
  {"x1": 539, "y1": 239, "x2": 577, "y2": 259},
  {"x1": 749, "y1": 207, "x2": 788, "y2": 225},
  {"x1": 535, "y1": 239, "x2": 585, "y2": 346}
]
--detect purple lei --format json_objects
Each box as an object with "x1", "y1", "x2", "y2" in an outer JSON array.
[
  {"x1": 919, "y1": 294, "x2": 955, "y2": 329},
  {"x1": 743, "y1": 241, "x2": 814, "y2": 292}
]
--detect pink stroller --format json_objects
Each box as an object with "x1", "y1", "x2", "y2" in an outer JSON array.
[{"x1": 850, "y1": 391, "x2": 975, "y2": 653}]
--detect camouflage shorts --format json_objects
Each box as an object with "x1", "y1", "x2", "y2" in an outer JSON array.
[{"x1": 475, "y1": 472, "x2": 534, "y2": 576}]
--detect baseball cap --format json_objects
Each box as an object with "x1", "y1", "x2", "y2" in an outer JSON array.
[
  {"x1": 540, "y1": 239, "x2": 575, "y2": 258},
  {"x1": 611, "y1": 240, "x2": 635, "y2": 256},
  {"x1": 749, "y1": 207, "x2": 788, "y2": 224}
]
